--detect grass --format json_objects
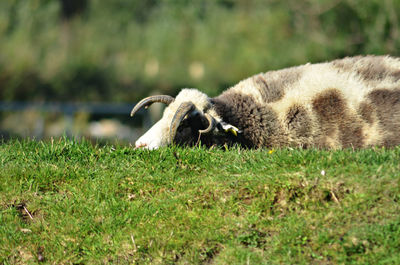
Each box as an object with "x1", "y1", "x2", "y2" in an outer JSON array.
[{"x1": 1, "y1": 138, "x2": 400, "y2": 264}]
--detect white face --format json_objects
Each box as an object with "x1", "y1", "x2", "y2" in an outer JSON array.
[{"x1": 135, "y1": 119, "x2": 170, "y2": 150}]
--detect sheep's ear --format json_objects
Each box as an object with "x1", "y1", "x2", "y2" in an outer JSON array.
[{"x1": 217, "y1": 122, "x2": 242, "y2": 136}]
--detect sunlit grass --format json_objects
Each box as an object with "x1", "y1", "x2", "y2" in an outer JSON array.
[{"x1": 1, "y1": 138, "x2": 399, "y2": 264}]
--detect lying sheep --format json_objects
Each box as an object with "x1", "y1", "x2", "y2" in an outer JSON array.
[{"x1": 131, "y1": 55, "x2": 400, "y2": 149}]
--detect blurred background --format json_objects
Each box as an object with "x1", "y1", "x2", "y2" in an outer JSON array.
[{"x1": 1, "y1": 0, "x2": 399, "y2": 144}]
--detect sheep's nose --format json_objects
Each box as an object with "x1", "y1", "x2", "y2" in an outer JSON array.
[{"x1": 135, "y1": 142, "x2": 147, "y2": 149}]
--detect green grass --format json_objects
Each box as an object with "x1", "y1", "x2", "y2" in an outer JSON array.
[{"x1": 1, "y1": 138, "x2": 400, "y2": 264}]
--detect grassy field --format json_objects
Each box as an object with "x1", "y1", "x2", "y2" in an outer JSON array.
[{"x1": 1, "y1": 138, "x2": 399, "y2": 264}]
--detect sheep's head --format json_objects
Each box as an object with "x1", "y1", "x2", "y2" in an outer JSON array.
[{"x1": 131, "y1": 89, "x2": 241, "y2": 149}]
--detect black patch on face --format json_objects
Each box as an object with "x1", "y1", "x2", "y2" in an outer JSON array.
[
  {"x1": 173, "y1": 113, "x2": 243, "y2": 148},
  {"x1": 174, "y1": 119, "x2": 198, "y2": 146},
  {"x1": 173, "y1": 113, "x2": 208, "y2": 146}
]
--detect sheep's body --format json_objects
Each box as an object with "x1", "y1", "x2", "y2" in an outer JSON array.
[{"x1": 132, "y1": 55, "x2": 400, "y2": 149}]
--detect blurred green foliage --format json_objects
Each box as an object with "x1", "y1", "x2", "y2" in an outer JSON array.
[{"x1": 0, "y1": 0, "x2": 399, "y2": 102}]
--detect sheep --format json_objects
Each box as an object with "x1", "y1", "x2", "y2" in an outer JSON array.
[{"x1": 130, "y1": 55, "x2": 400, "y2": 150}]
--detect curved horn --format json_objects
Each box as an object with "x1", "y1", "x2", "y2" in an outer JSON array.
[
  {"x1": 198, "y1": 113, "x2": 216, "y2": 134},
  {"x1": 169, "y1": 102, "x2": 196, "y2": 144},
  {"x1": 130, "y1": 95, "x2": 174, "y2": 117}
]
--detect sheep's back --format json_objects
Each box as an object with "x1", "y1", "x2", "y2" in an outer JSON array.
[{"x1": 214, "y1": 55, "x2": 400, "y2": 148}]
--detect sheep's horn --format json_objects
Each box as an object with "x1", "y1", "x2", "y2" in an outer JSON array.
[
  {"x1": 169, "y1": 102, "x2": 196, "y2": 144},
  {"x1": 130, "y1": 95, "x2": 174, "y2": 117},
  {"x1": 198, "y1": 113, "x2": 216, "y2": 134}
]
